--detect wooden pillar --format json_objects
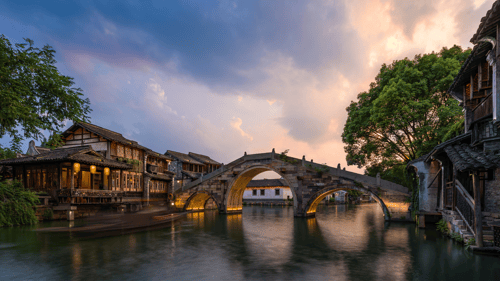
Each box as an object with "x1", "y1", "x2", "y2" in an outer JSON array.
[
  {"x1": 70, "y1": 166, "x2": 74, "y2": 190},
  {"x1": 452, "y1": 166, "x2": 457, "y2": 210},
  {"x1": 473, "y1": 172, "x2": 484, "y2": 247},
  {"x1": 22, "y1": 165, "x2": 27, "y2": 188},
  {"x1": 59, "y1": 163, "x2": 63, "y2": 189}
]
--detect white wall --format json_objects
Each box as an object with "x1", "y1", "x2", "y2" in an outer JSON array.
[{"x1": 243, "y1": 187, "x2": 293, "y2": 200}]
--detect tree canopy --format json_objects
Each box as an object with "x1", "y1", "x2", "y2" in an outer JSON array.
[
  {"x1": 0, "y1": 35, "x2": 91, "y2": 151},
  {"x1": 342, "y1": 45, "x2": 470, "y2": 183}
]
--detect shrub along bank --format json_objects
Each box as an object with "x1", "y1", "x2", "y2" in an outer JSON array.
[{"x1": 0, "y1": 180, "x2": 39, "y2": 227}]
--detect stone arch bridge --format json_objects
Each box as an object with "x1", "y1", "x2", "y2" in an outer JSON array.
[{"x1": 174, "y1": 151, "x2": 411, "y2": 221}]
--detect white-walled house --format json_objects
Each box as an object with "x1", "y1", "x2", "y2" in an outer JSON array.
[{"x1": 243, "y1": 179, "x2": 293, "y2": 202}]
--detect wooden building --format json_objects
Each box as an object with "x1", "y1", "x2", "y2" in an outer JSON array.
[
  {"x1": 409, "y1": 1, "x2": 500, "y2": 247},
  {"x1": 0, "y1": 145, "x2": 132, "y2": 206},
  {"x1": 0, "y1": 122, "x2": 175, "y2": 219},
  {"x1": 166, "y1": 150, "x2": 221, "y2": 190},
  {"x1": 60, "y1": 122, "x2": 175, "y2": 205}
]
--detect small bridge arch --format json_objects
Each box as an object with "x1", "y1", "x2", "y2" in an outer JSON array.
[
  {"x1": 305, "y1": 184, "x2": 391, "y2": 219},
  {"x1": 224, "y1": 164, "x2": 298, "y2": 212},
  {"x1": 184, "y1": 190, "x2": 220, "y2": 212}
]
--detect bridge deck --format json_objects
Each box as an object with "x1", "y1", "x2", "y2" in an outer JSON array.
[{"x1": 179, "y1": 152, "x2": 409, "y2": 195}]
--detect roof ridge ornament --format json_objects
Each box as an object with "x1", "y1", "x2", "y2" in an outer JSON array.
[{"x1": 477, "y1": 36, "x2": 497, "y2": 50}]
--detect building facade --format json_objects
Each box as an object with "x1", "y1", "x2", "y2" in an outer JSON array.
[
  {"x1": 409, "y1": 1, "x2": 500, "y2": 247},
  {"x1": 166, "y1": 150, "x2": 221, "y2": 191},
  {"x1": 242, "y1": 179, "x2": 294, "y2": 203}
]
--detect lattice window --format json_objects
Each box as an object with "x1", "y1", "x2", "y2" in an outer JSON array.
[{"x1": 494, "y1": 226, "x2": 500, "y2": 247}]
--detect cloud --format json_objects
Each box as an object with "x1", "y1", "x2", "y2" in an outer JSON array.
[
  {"x1": 0, "y1": 0, "x2": 493, "y2": 174},
  {"x1": 230, "y1": 117, "x2": 253, "y2": 141}
]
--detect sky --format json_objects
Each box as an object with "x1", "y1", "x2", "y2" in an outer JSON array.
[{"x1": 0, "y1": 0, "x2": 495, "y2": 176}]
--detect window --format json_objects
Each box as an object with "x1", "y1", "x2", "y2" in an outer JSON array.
[
  {"x1": 252, "y1": 189, "x2": 257, "y2": 196},
  {"x1": 275, "y1": 189, "x2": 280, "y2": 196},
  {"x1": 260, "y1": 189, "x2": 265, "y2": 196}
]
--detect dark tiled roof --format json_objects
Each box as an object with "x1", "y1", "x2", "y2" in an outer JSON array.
[
  {"x1": 450, "y1": 1, "x2": 500, "y2": 100},
  {"x1": 35, "y1": 146, "x2": 51, "y2": 154},
  {"x1": 63, "y1": 122, "x2": 170, "y2": 160},
  {"x1": 166, "y1": 150, "x2": 204, "y2": 165},
  {"x1": 471, "y1": 1, "x2": 500, "y2": 44},
  {"x1": 147, "y1": 173, "x2": 174, "y2": 181},
  {"x1": 146, "y1": 151, "x2": 173, "y2": 161},
  {"x1": 0, "y1": 146, "x2": 132, "y2": 169},
  {"x1": 246, "y1": 179, "x2": 288, "y2": 188},
  {"x1": 425, "y1": 133, "x2": 472, "y2": 162},
  {"x1": 188, "y1": 152, "x2": 221, "y2": 165},
  {"x1": 444, "y1": 143, "x2": 500, "y2": 171}
]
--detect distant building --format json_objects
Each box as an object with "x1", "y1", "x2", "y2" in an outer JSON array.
[
  {"x1": 166, "y1": 150, "x2": 221, "y2": 191},
  {"x1": 243, "y1": 179, "x2": 293, "y2": 203}
]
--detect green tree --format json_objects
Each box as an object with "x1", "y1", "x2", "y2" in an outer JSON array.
[
  {"x1": 0, "y1": 35, "x2": 91, "y2": 151},
  {"x1": 40, "y1": 131, "x2": 64, "y2": 149},
  {"x1": 342, "y1": 45, "x2": 470, "y2": 186},
  {"x1": 0, "y1": 179, "x2": 39, "y2": 227}
]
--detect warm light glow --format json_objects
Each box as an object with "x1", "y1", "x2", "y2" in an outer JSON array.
[
  {"x1": 90, "y1": 165, "x2": 96, "y2": 174},
  {"x1": 73, "y1": 163, "x2": 80, "y2": 173},
  {"x1": 104, "y1": 167, "x2": 110, "y2": 176}
]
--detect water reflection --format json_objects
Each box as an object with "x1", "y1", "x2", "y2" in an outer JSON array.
[{"x1": 1, "y1": 205, "x2": 500, "y2": 280}]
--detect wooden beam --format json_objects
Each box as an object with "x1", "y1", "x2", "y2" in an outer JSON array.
[
  {"x1": 70, "y1": 165, "x2": 74, "y2": 190},
  {"x1": 478, "y1": 64, "x2": 483, "y2": 90},
  {"x1": 470, "y1": 75, "x2": 474, "y2": 100},
  {"x1": 473, "y1": 172, "x2": 484, "y2": 247}
]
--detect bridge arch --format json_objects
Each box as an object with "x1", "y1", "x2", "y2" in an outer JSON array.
[
  {"x1": 305, "y1": 183, "x2": 391, "y2": 220},
  {"x1": 223, "y1": 164, "x2": 298, "y2": 213},
  {"x1": 184, "y1": 191, "x2": 220, "y2": 212}
]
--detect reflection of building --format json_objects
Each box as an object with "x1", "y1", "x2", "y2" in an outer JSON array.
[
  {"x1": 408, "y1": 2, "x2": 500, "y2": 247},
  {"x1": 243, "y1": 179, "x2": 293, "y2": 203},
  {"x1": 166, "y1": 150, "x2": 221, "y2": 191}
]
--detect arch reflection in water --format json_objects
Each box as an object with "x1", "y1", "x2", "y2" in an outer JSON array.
[{"x1": 241, "y1": 206, "x2": 294, "y2": 270}]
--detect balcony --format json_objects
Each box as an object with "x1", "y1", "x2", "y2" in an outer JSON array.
[
  {"x1": 147, "y1": 164, "x2": 159, "y2": 174},
  {"x1": 57, "y1": 189, "x2": 124, "y2": 204},
  {"x1": 469, "y1": 93, "x2": 493, "y2": 124}
]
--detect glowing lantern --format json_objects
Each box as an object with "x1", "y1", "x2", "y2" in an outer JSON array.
[
  {"x1": 90, "y1": 165, "x2": 97, "y2": 174},
  {"x1": 73, "y1": 163, "x2": 80, "y2": 173},
  {"x1": 104, "y1": 167, "x2": 110, "y2": 176}
]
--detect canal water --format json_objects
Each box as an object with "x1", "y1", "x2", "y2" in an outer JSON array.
[{"x1": 1, "y1": 204, "x2": 499, "y2": 280}]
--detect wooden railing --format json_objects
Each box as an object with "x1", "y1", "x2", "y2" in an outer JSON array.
[
  {"x1": 471, "y1": 93, "x2": 493, "y2": 122},
  {"x1": 455, "y1": 180, "x2": 475, "y2": 235},
  {"x1": 445, "y1": 181, "x2": 453, "y2": 208},
  {"x1": 57, "y1": 189, "x2": 124, "y2": 204}
]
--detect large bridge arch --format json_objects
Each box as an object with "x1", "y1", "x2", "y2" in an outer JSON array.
[
  {"x1": 184, "y1": 191, "x2": 220, "y2": 212},
  {"x1": 223, "y1": 164, "x2": 298, "y2": 213},
  {"x1": 305, "y1": 184, "x2": 391, "y2": 220}
]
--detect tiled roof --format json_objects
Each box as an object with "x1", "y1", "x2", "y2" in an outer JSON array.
[
  {"x1": 425, "y1": 133, "x2": 472, "y2": 162},
  {"x1": 471, "y1": 1, "x2": 500, "y2": 44},
  {"x1": 246, "y1": 179, "x2": 288, "y2": 188},
  {"x1": 0, "y1": 146, "x2": 132, "y2": 169},
  {"x1": 147, "y1": 172, "x2": 174, "y2": 181},
  {"x1": 444, "y1": 143, "x2": 500, "y2": 171},
  {"x1": 166, "y1": 150, "x2": 204, "y2": 165},
  {"x1": 63, "y1": 122, "x2": 170, "y2": 160},
  {"x1": 188, "y1": 152, "x2": 221, "y2": 165},
  {"x1": 450, "y1": 0, "x2": 500, "y2": 100}
]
